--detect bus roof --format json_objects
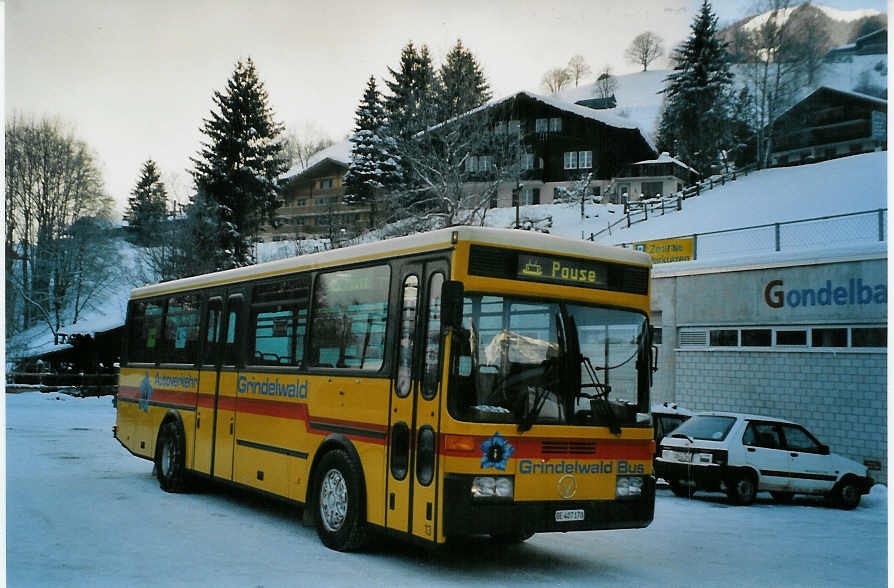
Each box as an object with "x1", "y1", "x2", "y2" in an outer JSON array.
[{"x1": 130, "y1": 226, "x2": 651, "y2": 299}]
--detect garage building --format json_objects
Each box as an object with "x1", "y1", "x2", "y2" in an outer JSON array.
[{"x1": 650, "y1": 248, "x2": 886, "y2": 483}]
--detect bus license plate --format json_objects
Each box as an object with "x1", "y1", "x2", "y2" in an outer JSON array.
[{"x1": 555, "y1": 509, "x2": 585, "y2": 522}]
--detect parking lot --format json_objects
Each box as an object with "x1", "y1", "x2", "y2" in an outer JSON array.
[{"x1": 7, "y1": 392, "x2": 887, "y2": 587}]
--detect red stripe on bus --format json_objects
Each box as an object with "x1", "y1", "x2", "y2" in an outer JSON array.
[{"x1": 118, "y1": 385, "x2": 385, "y2": 444}]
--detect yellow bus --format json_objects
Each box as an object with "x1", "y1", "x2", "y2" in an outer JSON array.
[{"x1": 115, "y1": 227, "x2": 657, "y2": 550}]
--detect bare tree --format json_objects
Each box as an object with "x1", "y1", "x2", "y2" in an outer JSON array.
[
  {"x1": 595, "y1": 67, "x2": 618, "y2": 99},
  {"x1": 283, "y1": 121, "x2": 335, "y2": 171},
  {"x1": 567, "y1": 55, "x2": 593, "y2": 87},
  {"x1": 5, "y1": 115, "x2": 116, "y2": 337},
  {"x1": 737, "y1": 0, "x2": 808, "y2": 167},
  {"x1": 625, "y1": 31, "x2": 664, "y2": 71},
  {"x1": 385, "y1": 111, "x2": 525, "y2": 229},
  {"x1": 541, "y1": 67, "x2": 573, "y2": 94}
]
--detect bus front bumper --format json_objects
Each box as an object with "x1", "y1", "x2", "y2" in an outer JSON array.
[{"x1": 443, "y1": 475, "x2": 655, "y2": 537}]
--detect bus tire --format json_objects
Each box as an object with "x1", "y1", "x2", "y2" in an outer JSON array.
[
  {"x1": 313, "y1": 449, "x2": 368, "y2": 551},
  {"x1": 155, "y1": 419, "x2": 188, "y2": 493}
]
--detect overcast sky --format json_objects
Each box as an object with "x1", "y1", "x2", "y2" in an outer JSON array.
[{"x1": 6, "y1": 0, "x2": 888, "y2": 215}]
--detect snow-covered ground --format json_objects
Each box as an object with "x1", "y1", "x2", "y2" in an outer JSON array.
[{"x1": 6, "y1": 392, "x2": 887, "y2": 587}]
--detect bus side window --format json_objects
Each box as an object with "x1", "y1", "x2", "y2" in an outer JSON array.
[
  {"x1": 421, "y1": 272, "x2": 445, "y2": 400},
  {"x1": 164, "y1": 294, "x2": 200, "y2": 364},
  {"x1": 223, "y1": 308, "x2": 241, "y2": 366},
  {"x1": 309, "y1": 265, "x2": 390, "y2": 371},
  {"x1": 203, "y1": 298, "x2": 223, "y2": 366},
  {"x1": 397, "y1": 274, "x2": 419, "y2": 396},
  {"x1": 129, "y1": 299, "x2": 164, "y2": 364},
  {"x1": 250, "y1": 276, "x2": 310, "y2": 367}
]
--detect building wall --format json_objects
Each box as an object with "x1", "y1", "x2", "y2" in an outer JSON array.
[
  {"x1": 675, "y1": 349, "x2": 886, "y2": 484},
  {"x1": 651, "y1": 254, "x2": 887, "y2": 482}
]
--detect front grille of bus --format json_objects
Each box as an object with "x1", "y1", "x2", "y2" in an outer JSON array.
[{"x1": 541, "y1": 440, "x2": 597, "y2": 455}]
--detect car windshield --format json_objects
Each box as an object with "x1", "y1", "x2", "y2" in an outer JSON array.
[
  {"x1": 447, "y1": 294, "x2": 650, "y2": 429},
  {"x1": 670, "y1": 415, "x2": 736, "y2": 441}
]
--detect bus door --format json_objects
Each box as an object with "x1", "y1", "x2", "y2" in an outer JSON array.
[
  {"x1": 194, "y1": 289, "x2": 244, "y2": 481},
  {"x1": 386, "y1": 260, "x2": 448, "y2": 541}
]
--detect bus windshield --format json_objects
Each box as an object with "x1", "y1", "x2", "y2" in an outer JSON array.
[{"x1": 449, "y1": 294, "x2": 649, "y2": 429}]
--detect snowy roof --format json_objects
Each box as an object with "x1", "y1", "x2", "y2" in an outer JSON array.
[
  {"x1": 632, "y1": 152, "x2": 699, "y2": 175},
  {"x1": 280, "y1": 139, "x2": 352, "y2": 182},
  {"x1": 772, "y1": 86, "x2": 887, "y2": 125},
  {"x1": 510, "y1": 91, "x2": 656, "y2": 150},
  {"x1": 429, "y1": 90, "x2": 656, "y2": 152}
]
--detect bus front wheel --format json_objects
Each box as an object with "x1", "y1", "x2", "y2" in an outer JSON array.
[
  {"x1": 155, "y1": 420, "x2": 188, "y2": 493},
  {"x1": 313, "y1": 449, "x2": 368, "y2": 551}
]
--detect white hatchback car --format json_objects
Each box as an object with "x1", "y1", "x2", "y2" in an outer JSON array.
[{"x1": 655, "y1": 412, "x2": 873, "y2": 509}]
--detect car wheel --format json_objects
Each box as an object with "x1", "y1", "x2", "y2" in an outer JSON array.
[
  {"x1": 727, "y1": 471, "x2": 757, "y2": 506},
  {"x1": 314, "y1": 449, "x2": 368, "y2": 551},
  {"x1": 669, "y1": 479, "x2": 693, "y2": 498},
  {"x1": 832, "y1": 479, "x2": 862, "y2": 510},
  {"x1": 155, "y1": 420, "x2": 189, "y2": 493},
  {"x1": 770, "y1": 491, "x2": 794, "y2": 504}
]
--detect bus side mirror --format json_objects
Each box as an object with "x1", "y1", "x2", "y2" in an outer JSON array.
[{"x1": 441, "y1": 280, "x2": 464, "y2": 331}]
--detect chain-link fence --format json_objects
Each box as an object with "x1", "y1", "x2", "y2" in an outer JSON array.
[
  {"x1": 616, "y1": 209, "x2": 886, "y2": 261},
  {"x1": 693, "y1": 209, "x2": 886, "y2": 261}
]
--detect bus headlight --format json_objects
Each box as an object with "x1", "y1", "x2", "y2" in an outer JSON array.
[
  {"x1": 616, "y1": 476, "x2": 645, "y2": 498},
  {"x1": 471, "y1": 476, "x2": 514, "y2": 499}
]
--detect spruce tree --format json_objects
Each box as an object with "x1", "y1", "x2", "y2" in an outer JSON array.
[
  {"x1": 125, "y1": 159, "x2": 168, "y2": 245},
  {"x1": 383, "y1": 42, "x2": 442, "y2": 138},
  {"x1": 189, "y1": 57, "x2": 288, "y2": 271},
  {"x1": 343, "y1": 76, "x2": 402, "y2": 228},
  {"x1": 438, "y1": 39, "x2": 492, "y2": 119},
  {"x1": 656, "y1": 0, "x2": 735, "y2": 175}
]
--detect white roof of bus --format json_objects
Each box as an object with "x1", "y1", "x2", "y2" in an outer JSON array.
[{"x1": 130, "y1": 227, "x2": 651, "y2": 299}]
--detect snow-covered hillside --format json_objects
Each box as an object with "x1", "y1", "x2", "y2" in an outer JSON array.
[
  {"x1": 741, "y1": 4, "x2": 881, "y2": 32},
  {"x1": 483, "y1": 151, "x2": 885, "y2": 246},
  {"x1": 555, "y1": 59, "x2": 887, "y2": 140}
]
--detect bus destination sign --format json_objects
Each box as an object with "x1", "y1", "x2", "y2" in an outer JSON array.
[{"x1": 517, "y1": 254, "x2": 608, "y2": 288}]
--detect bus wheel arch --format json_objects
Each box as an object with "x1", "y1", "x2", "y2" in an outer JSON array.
[
  {"x1": 308, "y1": 437, "x2": 369, "y2": 551},
  {"x1": 155, "y1": 412, "x2": 189, "y2": 493}
]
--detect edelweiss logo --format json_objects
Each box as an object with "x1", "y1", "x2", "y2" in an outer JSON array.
[
  {"x1": 557, "y1": 474, "x2": 578, "y2": 499},
  {"x1": 480, "y1": 432, "x2": 514, "y2": 470}
]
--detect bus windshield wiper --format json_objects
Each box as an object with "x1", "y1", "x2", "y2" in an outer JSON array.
[
  {"x1": 581, "y1": 355, "x2": 621, "y2": 435},
  {"x1": 517, "y1": 384, "x2": 551, "y2": 433}
]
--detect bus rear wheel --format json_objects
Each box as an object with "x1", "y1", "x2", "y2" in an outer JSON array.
[
  {"x1": 155, "y1": 420, "x2": 188, "y2": 493},
  {"x1": 314, "y1": 449, "x2": 368, "y2": 551}
]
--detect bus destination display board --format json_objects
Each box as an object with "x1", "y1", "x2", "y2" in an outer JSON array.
[{"x1": 517, "y1": 253, "x2": 608, "y2": 288}]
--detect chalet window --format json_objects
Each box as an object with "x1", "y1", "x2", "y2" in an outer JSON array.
[
  {"x1": 578, "y1": 150, "x2": 593, "y2": 169},
  {"x1": 296, "y1": 199, "x2": 307, "y2": 206},
  {"x1": 521, "y1": 153, "x2": 535, "y2": 170},
  {"x1": 465, "y1": 156, "x2": 478, "y2": 173},
  {"x1": 642, "y1": 181, "x2": 663, "y2": 196},
  {"x1": 520, "y1": 187, "x2": 541, "y2": 205},
  {"x1": 535, "y1": 118, "x2": 548, "y2": 133},
  {"x1": 478, "y1": 156, "x2": 494, "y2": 172},
  {"x1": 320, "y1": 178, "x2": 334, "y2": 190},
  {"x1": 564, "y1": 151, "x2": 578, "y2": 169},
  {"x1": 549, "y1": 117, "x2": 562, "y2": 132},
  {"x1": 508, "y1": 120, "x2": 521, "y2": 136},
  {"x1": 494, "y1": 121, "x2": 506, "y2": 135}
]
